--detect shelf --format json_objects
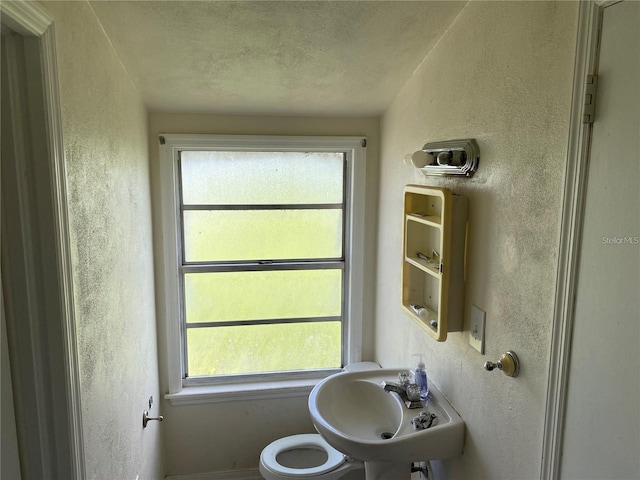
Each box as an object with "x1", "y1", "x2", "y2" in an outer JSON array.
[
  {"x1": 402, "y1": 305, "x2": 439, "y2": 333},
  {"x1": 401, "y1": 185, "x2": 467, "y2": 342},
  {"x1": 405, "y1": 256, "x2": 441, "y2": 278},
  {"x1": 406, "y1": 213, "x2": 441, "y2": 228}
]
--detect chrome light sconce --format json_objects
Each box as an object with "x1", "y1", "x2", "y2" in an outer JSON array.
[{"x1": 404, "y1": 139, "x2": 480, "y2": 177}]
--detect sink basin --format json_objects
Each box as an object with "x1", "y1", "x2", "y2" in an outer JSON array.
[{"x1": 308, "y1": 369, "x2": 464, "y2": 477}]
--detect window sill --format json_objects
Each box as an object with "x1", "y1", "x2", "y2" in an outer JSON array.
[{"x1": 164, "y1": 376, "x2": 326, "y2": 406}]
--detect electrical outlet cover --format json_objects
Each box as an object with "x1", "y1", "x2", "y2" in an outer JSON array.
[{"x1": 469, "y1": 305, "x2": 486, "y2": 354}]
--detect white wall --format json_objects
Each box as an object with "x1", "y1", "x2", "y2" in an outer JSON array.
[
  {"x1": 376, "y1": 2, "x2": 578, "y2": 479},
  {"x1": 148, "y1": 113, "x2": 379, "y2": 475},
  {"x1": 41, "y1": 2, "x2": 163, "y2": 479}
]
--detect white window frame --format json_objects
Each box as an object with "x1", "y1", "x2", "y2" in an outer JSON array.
[{"x1": 158, "y1": 134, "x2": 365, "y2": 404}]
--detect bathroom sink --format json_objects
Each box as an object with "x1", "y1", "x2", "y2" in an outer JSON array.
[{"x1": 308, "y1": 369, "x2": 465, "y2": 470}]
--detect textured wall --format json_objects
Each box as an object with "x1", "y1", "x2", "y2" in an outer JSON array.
[
  {"x1": 376, "y1": 2, "x2": 578, "y2": 479},
  {"x1": 148, "y1": 113, "x2": 379, "y2": 475},
  {"x1": 42, "y1": 2, "x2": 163, "y2": 479}
]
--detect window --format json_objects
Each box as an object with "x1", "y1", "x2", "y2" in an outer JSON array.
[{"x1": 158, "y1": 135, "x2": 366, "y2": 398}]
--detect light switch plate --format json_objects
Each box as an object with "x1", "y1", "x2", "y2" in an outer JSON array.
[{"x1": 469, "y1": 305, "x2": 486, "y2": 354}]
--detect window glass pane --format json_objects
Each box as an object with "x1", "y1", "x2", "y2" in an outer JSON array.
[
  {"x1": 187, "y1": 322, "x2": 342, "y2": 376},
  {"x1": 183, "y1": 209, "x2": 343, "y2": 262},
  {"x1": 180, "y1": 151, "x2": 344, "y2": 205},
  {"x1": 184, "y1": 270, "x2": 342, "y2": 323}
]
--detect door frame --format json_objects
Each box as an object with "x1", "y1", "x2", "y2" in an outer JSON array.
[
  {"x1": 540, "y1": 1, "x2": 620, "y2": 478},
  {"x1": 1, "y1": 1, "x2": 85, "y2": 478}
]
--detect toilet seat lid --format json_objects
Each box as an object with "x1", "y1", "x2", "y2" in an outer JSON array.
[{"x1": 261, "y1": 434, "x2": 346, "y2": 477}]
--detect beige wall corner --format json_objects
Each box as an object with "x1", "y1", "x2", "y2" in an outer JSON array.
[
  {"x1": 40, "y1": 1, "x2": 163, "y2": 478},
  {"x1": 148, "y1": 112, "x2": 379, "y2": 475},
  {"x1": 376, "y1": 1, "x2": 579, "y2": 478}
]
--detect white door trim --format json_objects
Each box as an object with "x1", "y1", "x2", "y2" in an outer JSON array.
[
  {"x1": 1, "y1": 1, "x2": 85, "y2": 478},
  {"x1": 540, "y1": 2, "x2": 617, "y2": 478}
]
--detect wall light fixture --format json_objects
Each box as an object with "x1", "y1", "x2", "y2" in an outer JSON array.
[{"x1": 404, "y1": 139, "x2": 480, "y2": 177}]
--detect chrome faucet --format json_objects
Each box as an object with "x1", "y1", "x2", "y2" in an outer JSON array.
[
  {"x1": 382, "y1": 377, "x2": 423, "y2": 409},
  {"x1": 382, "y1": 381, "x2": 407, "y2": 397}
]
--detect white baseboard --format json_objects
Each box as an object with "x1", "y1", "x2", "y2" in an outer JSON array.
[{"x1": 165, "y1": 468, "x2": 262, "y2": 480}]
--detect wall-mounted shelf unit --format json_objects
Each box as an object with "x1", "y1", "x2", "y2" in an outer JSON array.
[{"x1": 402, "y1": 185, "x2": 467, "y2": 341}]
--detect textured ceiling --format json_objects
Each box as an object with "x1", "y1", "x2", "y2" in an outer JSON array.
[{"x1": 89, "y1": 1, "x2": 467, "y2": 116}]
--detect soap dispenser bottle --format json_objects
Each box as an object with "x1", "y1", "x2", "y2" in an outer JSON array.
[{"x1": 413, "y1": 354, "x2": 429, "y2": 401}]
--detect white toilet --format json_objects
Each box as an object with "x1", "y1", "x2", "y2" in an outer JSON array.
[
  {"x1": 259, "y1": 362, "x2": 378, "y2": 480},
  {"x1": 259, "y1": 433, "x2": 365, "y2": 480}
]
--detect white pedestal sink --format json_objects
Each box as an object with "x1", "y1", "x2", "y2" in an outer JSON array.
[{"x1": 308, "y1": 369, "x2": 465, "y2": 480}]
